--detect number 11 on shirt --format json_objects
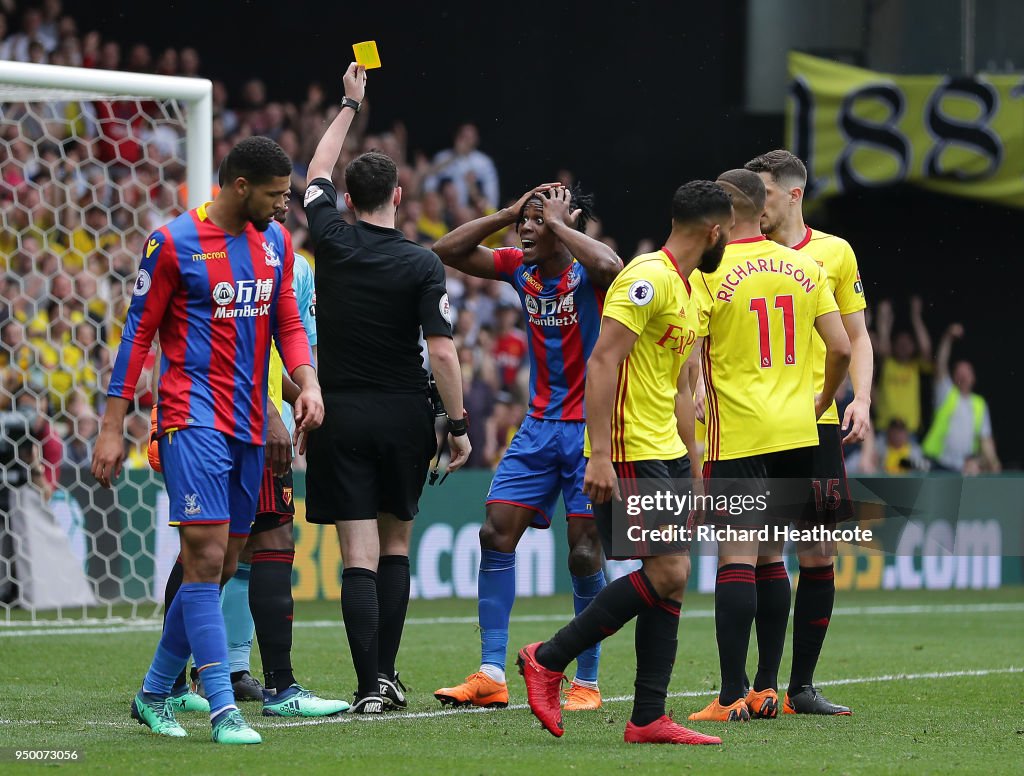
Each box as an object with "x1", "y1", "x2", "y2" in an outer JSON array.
[{"x1": 749, "y1": 294, "x2": 796, "y2": 368}]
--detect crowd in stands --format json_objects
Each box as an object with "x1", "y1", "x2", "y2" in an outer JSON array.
[{"x1": 0, "y1": 0, "x2": 1002, "y2": 484}]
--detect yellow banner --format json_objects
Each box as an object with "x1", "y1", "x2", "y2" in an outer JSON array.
[{"x1": 787, "y1": 52, "x2": 1024, "y2": 207}]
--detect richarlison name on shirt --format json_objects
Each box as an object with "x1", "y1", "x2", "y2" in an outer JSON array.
[
  {"x1": 625, "y1": 524, "x2": 874, "y2": 544},
  {"x1": 714, "y1": 257, "x2": 818, "y2": 303}
]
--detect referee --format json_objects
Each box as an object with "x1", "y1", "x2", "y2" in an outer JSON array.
[{"x1": 302, "y1": 63, "x2": 471, "y2": 715}]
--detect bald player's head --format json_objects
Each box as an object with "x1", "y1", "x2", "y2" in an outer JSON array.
[{"x1": 715, "y1": 168, "x2": 766, "y2": 223}]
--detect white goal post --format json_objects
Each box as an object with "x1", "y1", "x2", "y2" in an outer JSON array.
[
  {"x1": 0, "y1": 61, "x2": 212, "y2": 210},
  {"x1": 0, "y1": 62, "x2": 212, "y2": 621}
]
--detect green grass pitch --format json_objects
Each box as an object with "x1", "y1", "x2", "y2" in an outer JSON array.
[{"x1": 1, "y1": 588, "x2": 1021, "y2": 775}]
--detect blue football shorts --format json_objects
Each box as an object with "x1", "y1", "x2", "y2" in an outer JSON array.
[
  {"x1": 159, "y1": 426, "x2": 263, "y2": 537},
  {"x1": 486, "y1": 416, "x2": 592, "y2": 529}
]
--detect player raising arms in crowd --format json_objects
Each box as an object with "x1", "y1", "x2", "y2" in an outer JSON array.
[
  {"x1": 433, "y1": 184, "x2": 622, "y2": 711},
  {"x1": 744, "y1": 149, "x2": 871, "y2": 715},
  {"x1": 93, "y1": 136, "x2": 324, "y2": 744}
]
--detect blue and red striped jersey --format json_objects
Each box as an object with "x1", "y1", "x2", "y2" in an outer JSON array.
[
  {"x1": 107, "y1": 204, "x2": 313, "y2": 445},
  {"x1": 493, "y1": 248, "x2": 604, "y2": 421}
]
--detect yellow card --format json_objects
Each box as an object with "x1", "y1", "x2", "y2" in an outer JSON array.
[{"x1": 353, "y1": 41, "x2": 381, "y2": 69}]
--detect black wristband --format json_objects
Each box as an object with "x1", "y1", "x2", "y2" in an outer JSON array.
[
  {"x1": 447, "y1": 415, "x2": 468, "y2": 437},
  {"x1": 340, "y1": 96, "x2": 362, "y2": 113}
]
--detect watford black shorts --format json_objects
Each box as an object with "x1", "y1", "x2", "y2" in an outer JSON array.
[
  {"x1": 251, "y1": 468, "x2": 295, "y2": 535},
  {"x1": 595, "y1": 457, "x2": 691, "y2": 561},
  {"x1": 802, "y1": 423, "x2": 855, "y2": 525},
  {"x1": 702, "y1": 446, "x2": 814, "y2": 528},
  {"x1": 305, "y1": 392, "x2": 436, "y2": 523}
]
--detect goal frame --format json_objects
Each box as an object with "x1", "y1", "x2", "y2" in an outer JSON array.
[{"x1": 0, "y1": 60, "x2": 212, "y2": 210}]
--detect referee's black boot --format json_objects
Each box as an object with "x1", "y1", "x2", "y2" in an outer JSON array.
[
  {"x1": 378, "y1": 672, "x2": 408, "y2": 710},
  {"x1": 349, "y1": 692, "x2": 385, "y2": 714}
]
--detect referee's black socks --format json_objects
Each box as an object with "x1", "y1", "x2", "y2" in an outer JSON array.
[
  {"x1": 376, "y1": 555, "x2": 410, "y2": 680},
  {"x1": 341, "y1": 567, "x2": 380, "y2": 698}
]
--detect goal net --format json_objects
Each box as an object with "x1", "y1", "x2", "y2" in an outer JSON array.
[{"x1": 0, "y1": 62, "x2": 211, "y2": 623}]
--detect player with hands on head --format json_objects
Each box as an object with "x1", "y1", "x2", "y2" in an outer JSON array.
[{"x1": 433, "y1": 177, "x2": 622, "y2": 712}]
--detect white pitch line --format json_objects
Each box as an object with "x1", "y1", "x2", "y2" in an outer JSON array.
[
  {"x1": 0, "y1": 667, "x2": 1019, "y2": 730},
  {"x1": 1, "y1": 602, "x2": 1022, "y2": 639}
]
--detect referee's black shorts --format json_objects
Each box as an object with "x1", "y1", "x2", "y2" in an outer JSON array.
[
  {"x1": 305, "y1": 392, "x2": 436, "y2": 523},
  {"x1": 800, "y1": 423, "x2": 854, "y2": 525}
]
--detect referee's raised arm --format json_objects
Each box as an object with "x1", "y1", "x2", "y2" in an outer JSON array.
[
  {"x1": 307, "y1": 62, "x2": 365, "y2": 187},
  {"x1": 300, "y1": 65, "x2": 470, "y2": 715}
]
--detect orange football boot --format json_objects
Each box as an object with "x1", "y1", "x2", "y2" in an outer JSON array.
[
  {"x1": 688, "y1": 697, "x2": 751, "y2": 722},
  {"x1": 434, "y1": 672, "x2": 509, "y2": 708},
  {"x1": 563, "y1": 680, "x2": 602, "y2": 711},
  {"x1": 744, "y1": 688, "x2": 779, "y2": 719}
]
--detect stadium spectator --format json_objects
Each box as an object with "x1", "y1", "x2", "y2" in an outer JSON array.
[
  {"x1": 877, "y1": 418, "x2": 927, "y2": 474},
  {"x1": 123, "y1": 410, "x2": 149, "y2": 469},
  {"x1": 423, "y1": 122, "x2": 500, "y2": 209},
  {"x1": 874, "y1": 296, "x2": 932, "y2": 437},
  {"x1": 178, "y1": 46, "x2": 199, "y2": 77},
  {"x1": 37, "y1": 0, "x2": 61, "y2": 52},
  {"x1": 3, "y1": 5, "x2": 47, "y2": 62},
  {"x1": 922, "y1": 323, "x2": 1001, "y2": 474},
  {"x1": 492, "y1": 303, "x2": 526, "y2": 391},
  {"x1": 459, "y1": 344, "x2": 497, "y2": 470}
]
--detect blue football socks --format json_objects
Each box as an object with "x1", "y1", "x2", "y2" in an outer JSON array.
[
  {"x1": 571, "y1": 570, "x2": 606, "y2": 684},
  {"x1": 221, "y1": 562, "x2": 254, "y2": 674},
  {"x1": 180, "y1": 582, "x2": 236, "y2": 718},
  {"x1": 478, "y1": 549, "x2": 516, "y2": 681}
]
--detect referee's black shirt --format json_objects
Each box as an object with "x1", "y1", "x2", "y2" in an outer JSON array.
[{"x1": 303, "y1": 177, "x2": 453, "y2": 394}]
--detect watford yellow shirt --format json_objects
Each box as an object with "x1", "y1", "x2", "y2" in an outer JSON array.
[
  {"x1": 876, "y1": 357, "x2": 927, "y2": 433},
  {"x1": 792, "y1": 227, "x2": 866, "y2": 425},
  {"x1": 585, "y1": 249, "x2": 697, "y2": 462},
  {"x1": 693, "y1": 236, "x2": 838, "y2": 461},
  {"x1": 267, "y1": 351, "x2": 284, "y2": 416}
]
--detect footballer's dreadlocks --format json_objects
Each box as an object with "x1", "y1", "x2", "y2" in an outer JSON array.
[{"x1": 520, "y1": 183, "x2": 597, "y2": 234}]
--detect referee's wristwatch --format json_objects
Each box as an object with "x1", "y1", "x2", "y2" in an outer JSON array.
[
  {"x1": 446, "y1": 412, "x2": 469, "y2": 437},
  {"x1": 340, "y1": 96, "x2": 362, "y2": 113}
]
